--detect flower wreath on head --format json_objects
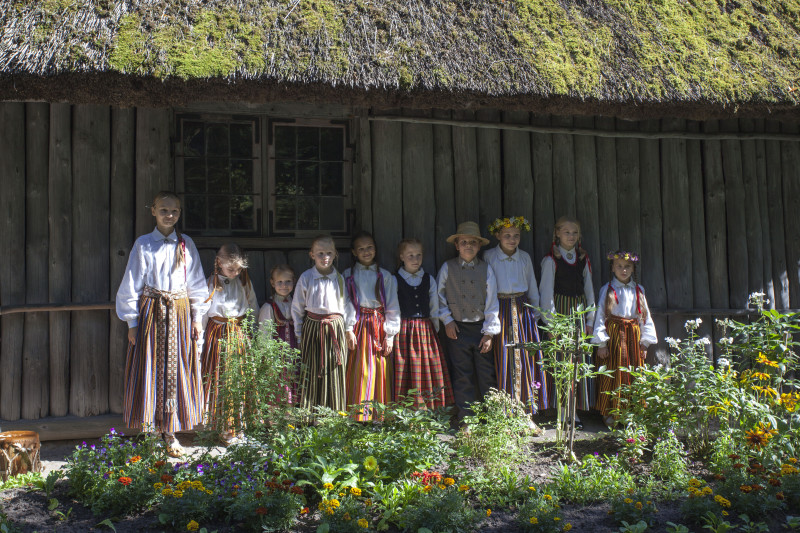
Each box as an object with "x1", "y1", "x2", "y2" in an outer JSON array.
[
  {"x1": 606, "y1": 251, "x2": 640, "y2": 262},
  {"x1": 488, "y1": 216, "x2": 532, "y2": 235}
]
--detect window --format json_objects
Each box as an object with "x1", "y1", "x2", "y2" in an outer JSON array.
[{"x1": 175, "y1": 114, "x2": 352, "y2": 237}]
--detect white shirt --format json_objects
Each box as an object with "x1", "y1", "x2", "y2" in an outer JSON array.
[
  {"x1": 116, "y1": 228, "x2": 209, "y2": 328},
  {"x1": 258, "y1": 295, "x2": 292, "y2": 326},
  {"x1": 592, "y1": 278, "x2": 657, "y2": 347},
  {"x1": 436, "y1": 259, "x2": 501, "y2": 336},
  {"x1": 343, "y1": 263, "x2": 401, "y2": 340},
  {"x1": 539, "y1": 246, "x2": 596, "y2": 325},
  {"x1": 484, "y1": 246, "x2": 541, "y2": 321},
  {"x1": 397, "y1": 267, "x2": 440, "y2": 332},
  {"x1": 291, "y1": 266, "x2": 354, "y2": 339},
  {"x1": 203, "y1": 274, "x2": 258, "y2": 324}
]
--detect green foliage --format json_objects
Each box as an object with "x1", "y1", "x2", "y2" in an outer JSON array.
[
  {"x1": 549, "y1": 453, "x2": 635, "y2": 504},
  {"x1": 650, "y1": 431, "x2": 691, "y2": 488},
  {"x1": 610, "y1": 491, "x2": 658, "y2": 527},
  {"x1": 393, "y1": 482, "x2": 480, "y2": 533},
  {"x1": 516, "y1": 490, "x2": 563, "y2": 533}
]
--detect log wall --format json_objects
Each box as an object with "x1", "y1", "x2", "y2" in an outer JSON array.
[{"x1": 1, "y1": 101, "x2": 799, "y2": 421}]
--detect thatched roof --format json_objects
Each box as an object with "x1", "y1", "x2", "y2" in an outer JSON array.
[{"x1": 1, "y1": 0, "x2": 799, "y2": 119}]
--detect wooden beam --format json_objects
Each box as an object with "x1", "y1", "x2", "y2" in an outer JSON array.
[
  {"x1": 371, "y1": 119, "x2": 403, "y2": 270},
  {"x1": 595, "y1": 117, "x2": 620, "y2": 286},
  {"x1": 702, "y1": 121, "x2": 730, "y2": 310},
  {"x1": 357, "y1": 112, "x2": 373, "y2": 233},
  {"x1": 781, "y1": 122, "x2": 800, "y2": 307},
  {"x1": 720, "y1": 119, "x2": 749, "y2": 309},
  {"x1": 452, "y1": 110, "x2": 480, "y2": 223},
  {"x1": 0, "y1": 414, "x2": 140, "y2": 442},
  {"x1": 530, "y1": 114, "x2": 555, "y2": 267},
  {"x1": 135, "y1": 108, "x2": 172, "y2": 237},
  {"x1": 502, "y1": 110, "x2": 534, "y2": 254},
  {"x1": 432, "y1": 110, "x2": 457, "y2": 268},
  {"x1": 401, "y1": 109, "x2": 436, "y2": 274},
  {"x1": 573, "y1": 116, "x2": 601, "y2": 293},
  {"x1": 765, "y1": 121, "x2": 789, "y2": 309},
  {"x1": 552, "y1": 115, "x2": 577, "y2": 219}
]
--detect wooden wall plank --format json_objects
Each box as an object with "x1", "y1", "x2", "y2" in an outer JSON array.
[
  {"x1": 452, "y1": 110, "x2": 480, "y2": 224},
  {"x1": 22, "y1": 102, "x2": 50, "y2": 419},
  {"x1": 432, "y1": 110, "x2": 457, "y2": 269},
  {"x1": 595, "y1": 117, "x2": 619, "y2": 286},
  {"x1": 738, "y1": 119, "x2": 765, "y2": 300},
  {"x1": 357, "y1": 114, "x2": 373, "y2": 233},
  {"x1": 701, "y1": 121, "x2": 730, "y2": 310},
  {"x1": 371, "y1": 120, "x2": 403, "y2": 269},
  {"x1": 573, "y1": 116, "x2": 601, "y2": 292},
  {"x1": 661, "y1": 119, "x2": 694, "y2": 343},
  {"x1": 199, "y1": 249, "x2": 216, "y2": 278},
  {"x1": 638, "y1": 120, "x2": 668, "y2": 361},
  {"x1": 719, "y1": 119, "x2": 749, "y2": 309},
  {"x1": 247, "y1": 250, "x2": 267, "y2": 308},
  {"x1": 48, "y1": 103, "x2": 72, "y2": 417},
  {"x1": 288, "y1": 250, "x2": 313, "y2": 281},
  {"x1": 135, "y1": 108, "x2": 172, "y2": 237},
  {"x1": 476, "y1": 109, "x2": 503, "y2": 250},
  {"x1": 615, "y1": 119, "x2": 642, "y2": 256},
  {"x1": 530, "y1": 115, "x2": 554, "y2": 268},
  {"x1": 551, "y1": 116, "x2": 576, "y2": 219},
  {"x1": 0, "y1": 103, "x2": 26, "y2": 421},
  {"x1": 781, "y1": 122, "x2": 800, "y2": 307},
  {"x1": 337, "y1": 251, "x2": 353, "y2": 272},
  {"x1": 70, "y1": 104, "x2": 111, "y2": 417},
  {"x1": 765, "y1": 121, "x2": 789, "y2": 309},
  {"x1": 108, "y1": 107, "x2": 135, "y2": 415},
  {"x1": 402, "y1": 110, "x2": 436, "y2": 274},
  {"x1": 752, "y1": 120, "x2": 774, "y2": 308},
  {"x1": 503, "y1": 110, "x2": 535, "y2": 255}
]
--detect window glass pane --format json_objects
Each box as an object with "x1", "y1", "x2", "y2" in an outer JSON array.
[
  {"x1": 207, "y1": 124, "x2": 229, "y2": 156},
  {"x1": 297, "y1": 197, "x2": 320, "y2": 230},
  {"x1": 320, "y1": 127, "x2": 343, "y2": 161},
  {"x1": 297, "y1": 161, "x2": 320, "y2": 195},
  {"x1": 183, "y1": 121, "x2": 205, "y2": 157},
  {"x1": 275, "y1": 126, "x2": 295, "y2": 159},
  {"x1": 275, "y1": 197, "x2": 296, "y2": 230},
  {"x1": 208, "y1": 158, "x2": 229, "y2": 193},
  {"x1": 320, "y1": 197, "x2": 344, "y2": 231},
  {"x1": 320, "y1": 162, "x2": 343, "y2": 195},
  {"x1": 230, "y1": 159, "x2": 253, "y2": 194},
  {"x1": 184, "y1": 157, "x2": 206, "y2": 193},
  {"x1": 296, "y1": 127, "x2": 319, "y2": 160},
  {"x1": 230, "y1": 196, "x2": 254, "y2": 230},
  {"x1": 208, "y1": 195, "x2": 229, "y2": 229},
  {"x1": 183, "y1": 195, "x2": 206, "y2": 231},
  {"x1": 275, "y1": 160, "x2": 295, "y2": 195},
  {"x1": 230, "y1": 123, "x2": 253, "y2": 158}
]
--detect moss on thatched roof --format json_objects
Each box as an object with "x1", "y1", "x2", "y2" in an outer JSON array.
[{"x1": 1, "y1": 0, "x2": 799, "y2": 116}]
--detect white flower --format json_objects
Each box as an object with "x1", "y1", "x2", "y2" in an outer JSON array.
[
  {"x1": 684, "y1": 318, "x2": 702, "y2": 331},
  {"x1": 717, "y1": 358, "x2": 730, "y2": 368},
  {"x1": 695, "y1": 337, "x2": 711, "y2": 346},
  {"x1": 665, "y1": 337, "x2": 680, "y2": 348},
  {"x1": 718, "y1": 337, "x2": 734, "y2": 346}
]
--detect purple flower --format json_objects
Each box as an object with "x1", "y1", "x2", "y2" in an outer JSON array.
[
  {"x1": 109, "y1": 428, "x2": 116, "y2": 434},
  {"x1": 103, "y1": 472, "x2": 110, "y2": 479}
]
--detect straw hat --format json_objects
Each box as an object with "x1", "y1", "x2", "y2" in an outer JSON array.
[{"x1": 446, "y1": 221, "x2": 490, "y2": 246}]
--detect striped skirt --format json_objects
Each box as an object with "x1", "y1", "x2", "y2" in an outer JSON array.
[
  {"x1": 596, "y1": 316, "x2": 643, "y2": 416},
  {"x1": 200, "y1": 316, "x2": 247, "y2": 429},
  {"x1": 346, "y1": 307, "x2": 393, "y2": 421},
  {"x1": 552, "y1": 293, "x2": 595, "y2": 411},
  {"x1": 394, "y1": 318, "x2": 454, "y2": 410},
  {"x1": 298, "y1": 312, "x2": 348, "y2": 413},
  {"x1": 123, "y1": 287, "x2": 204, "y2": 433},
  {"x1": 495, "y1": 294, "x2": 547, "y2": 413}
]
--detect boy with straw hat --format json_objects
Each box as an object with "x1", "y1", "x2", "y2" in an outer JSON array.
[{"x1": 436, "y1": 221, "x2": 501, "y2": 428}]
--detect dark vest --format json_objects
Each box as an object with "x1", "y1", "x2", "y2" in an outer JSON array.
[
  {"x1": 553, "y1": 255, "x2": 586, "y2": 298},
  {"x1": 395, "y1": 272, "x2": 430, "y2": 318},
  {"x1": 443, "y1": 257, "x2": 488, "y2": 322}
]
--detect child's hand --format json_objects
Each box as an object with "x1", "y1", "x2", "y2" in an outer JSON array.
[
  {"x1": 597, "y1": 346, "x2": 609, "y2": 360},
  {"x1": 346, "y1": 331, "x2": 357, "y2": 350},
  {"x1": 385, "y1": 337, "x2": 394, "y2": 355},
  {"x1": 192, "y1": 322, "x2": 203, "y2": 340},
  {"x1": 639, "y1": 343, "x2": 648, "y2": 352},
  {"x1": 445, "y1": 321, "x2": 459, "y2": 340},
  {"x1": 127, "y1": 327, "x2": 137, "y2": 345},
  {"x1": 479, "y1": 335, "x2": 492, "y2": 353}
]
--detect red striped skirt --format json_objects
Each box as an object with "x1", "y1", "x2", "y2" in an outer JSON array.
[
  {"x1": 596, "y1": 315, "x2": 643, "y2": 416},
  {"x1": 394, "y1": 318, "x2": 454, "y2": 409},
  {"x1": 346, "y1": 307, "x2": 392, "y2": 421},
  {"x1": 200, "y1": 316, "x2": 247, "y2": 429}
]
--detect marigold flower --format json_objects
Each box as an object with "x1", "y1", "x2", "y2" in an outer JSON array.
[
  {"x1": 323, "y1": 482, "x2": 334, "y2": 490},
  {"x1": 486, "y1": 509, "x2": 491, "y2": 517},
  {"x1": 443, "y1": 477, "x2": 455, "y2": 486},
  {"x1": 358, "y1": 518, "x2": 369, "y2": 528},
  {"x1": 563, "y1": 524, "x2": 572, "y2": 532},
  {"x1": 343, "y1": 512, "x2": 351, "y2": 521},
  {"x1": 162, "y1": 488, "x2": 173, "y2": 497},
  {"x1": 300, "y1": 507, "x2": 309, "y2": 515},
  {"x1": 722, "y1": 510, "x2": 729, "y2": 516},
  {"x1": 728, "y1": 454, "x2": 741, "y2": 460},
  {"x1": 186, "y1": 520, "x2": 199, "y2": 531},
  {"x1": 256, "y1": 506, "x2": 267, "y2": 515},
  {"x1": 626, "y1": 487, "x2": 635, "y2": 494},
  {"x1": 554, "y1": 517, "x2": 561, "y2": 521},
  {"x1": 740, "y1": 485, "x2": 753, "y2": 493},
  {"x1": 129, "y1": 455, "x2": 142, "y2": 463},
  {"x1": 363, "y1": 456, "x2": 378, "y2": 471},
  {"x1": 776, "y1": 491, "x2": 785, "y2": 500},
  {"x1": 635, "y1": 502, "x2": 643, "y2": 510},
  {"x1": 714, "y1": 495, "x2": 731, "y2": 508},
  {"x1": 732, "y1": 463, "x2": 745, "y2": 469},
  {"x1": 154, "y1": 482, "x2": 164, "y2": 489},
  {"x1": 528, "y1": 486, "x2": 536, "y2": 492},
  {"x1": 769, "y1": 478, "x2": 781, "y2": 487},
  {"x1": 701, "y1": 486, "x2": 713, "y2": 495},
  {"x1": 458, "y1": 485, "x2": 469, "y2": 491},
  {"x1": 161, "y1": 474, "x2": 174, "y2": 484},
  {"x1": 423, "y1": 485, "x2": 433, "y2": 493},
  {"x1": 543, "y1": 494, "x2": 552, "y2": 501},
  {"x1": 789, "y1": 458, "x2": 798, "y2": 464},
  {"x1": 624, "y1": 498, "x2": 633, "y2": 504},
  {"x1": 173, "y1": 490, "x2": 184, "y2": 498},
  {"x1": 351, "y1": 487, "x2": 362, "y2": 496},
  {"x1": 118, "y1": 476, "x2": 132, "y2": 486},
  {"x1": 154, "y1": 460, "x2": 166, "y2": 468},
  {"x1": 530, "y1": 517, "x2": 539, "y2": 524},
  {"x1": 290, "y1": 487, "x2": 303, "y2": 495},
  {"x1": 438, "y1": 484, "x2": 446, "y2": 490},
  {"x1": 688, "y1": 478, "x2": 703, "y2": 487},
  {"x1": 365, "y1": 499, "x2": 372, "y2": 506}
]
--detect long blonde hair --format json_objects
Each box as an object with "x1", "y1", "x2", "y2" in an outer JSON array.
[
  {"x1": 206, "y1": 243, "x2": 251, "y2": 302},
  {"x1": 152, "y1": 191, "x2": 186, "y2": 275},
  {"x1": 550, "y1": 216, "x2": 588, "y2": 261}
]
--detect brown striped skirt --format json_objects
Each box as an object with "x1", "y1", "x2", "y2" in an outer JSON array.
[
  {"x1": 200, "y1": 315, "x2": 248, "y2": 429},
  {"x1": 298, "y1": 312, "x2": 348, "y2": 413},
  {"x1": 596, "y1": 315, "x2": 644, "y2": 417}
]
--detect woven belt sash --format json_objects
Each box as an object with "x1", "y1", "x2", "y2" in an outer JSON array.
[
  {"x1": 498, "y1": 292, "x2": 525, "y2": 299},
  {"x1": 307, "y1": 312, "x2": 344, "y2": 377},
  {"x1": 143, "y1": 286, "x2": 188, "y2": 421},
  {"x1": 359, "y1": 306, "x2": 386, "y2": 353},
  {"x1": 209, "y1": 315, "x2": 245, "y2": 325}
]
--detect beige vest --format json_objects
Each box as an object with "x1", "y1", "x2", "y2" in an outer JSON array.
[{"x1": 444, "y1": 258, "x2": 487, "y2": 322}]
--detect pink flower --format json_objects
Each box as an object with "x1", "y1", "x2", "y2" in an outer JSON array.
[{"x1": 626, "y1": 438, "x2": 635, "y2": 444}]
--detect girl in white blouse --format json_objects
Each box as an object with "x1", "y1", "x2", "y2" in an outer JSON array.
[
  {"x1": 115, "y1": 191, "x2": 209, "y2": 457},
  {"x1": 200, "y1": 243, "x2": 258, "y2": 442},
  {"x1": 592, "y1": 250, "x2": 657, "y2": 427}
]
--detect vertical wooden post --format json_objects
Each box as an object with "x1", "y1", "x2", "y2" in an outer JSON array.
[
  {"x1": 0, "y1": 103, "x2": 26, "y2": 421},
  {"x1": 48, "y1": 103, "x2": 72, "y2": 417},
  {"x1": 108, "y1": 107, "x2": 135, "y2": 414},
  {"x1": 503, "y1": 110, "x2": 534, "y2": 255},
  {"x1": 371, "y1": 119, "x2": 403, "y2": 270},
  {"x1": 551, "y1": 116, "x2": 576, "y2": 219},
  {"x1": 432, "y1": 110, "x2": 456, "y2": 269},
  {"x1": 719, "y1": 120, "x2": 748, "y2": 309},
  {"x1": 452, "y1": 110, "x2": 480, "y2": 224},
  {"x1": 530, "y1": 114, "x2": 554, "y2": 267},
  {"x1": 476, "y1": 109, "x2": 502, "y2": 245},
  {"x1": 781, "y1": 122, "x2": 800, "y2": 307},
  {"x1": 738, "y1": 119, "x2": 764, "y2": 299},
  {"x1": 23, "y1": 102, "x2": 50, "y2": 419},
  {"x1": 70, "y1": 105, "x2": 111, "y2": 417},
  {"x1": 752, "y1": 120, "x2": 774, "y2": 308},
  {"x1": 573, "y1": 116, "x2": 601, "y2": 292},
  {"x1": 402, "y1": 109, "x2": 436, "y2": 274},
  {"x1": 357, "y1": 111, "x2": 373, "y2": 234},
  {"x1": 701, "y1": 121, "x2": 730, "y2": 310},
  {"x1": 615, "y1": 119, "x2": 641, "y2": 256},
  {"x1": 595, "y1": 117, "x2": 619, "y2": 286},
  {"x1": 135, "y1": 108, "x2": 172, "y2": 237},
  {"x1": 765, "y1": 121, "x2": 789, "y2": 309}
]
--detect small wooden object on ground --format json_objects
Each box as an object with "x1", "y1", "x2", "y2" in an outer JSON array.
[{"x1": 0, "y1": 430, "x2": 42, "y2": 481}]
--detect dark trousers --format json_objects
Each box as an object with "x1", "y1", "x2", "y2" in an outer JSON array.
[{"x1": 445, "y1": 321, "x2": 497, "y2": 423}]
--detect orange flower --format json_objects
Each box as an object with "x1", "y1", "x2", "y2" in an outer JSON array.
[
  {"x1": 161, "y1": 474, "x2": 174, "y2": 484},
  {"x1": 154, "y1": 460, "x2": 166, "y2": 468},
  {"x1": 776, "y1": 492, "x2": 785, "y2": 500},
  {"x1": 129, "y1": 455, "x2": 142, "y2": 463},
  {"x1": 256, "y1": 507, "x2": 267, "y2": 515},
  {"x1": 118, "y1": 476, "x2": 132, "y2": 486},
  {"x1": 290, "y1": 487, "x2": 304, "y2": 495},
  {"x1": 740, "y1": 485, "x2": 753, "y2": 493},
  {"x1": 255, "y1": 491, "x2": 263, "y2": 498},
  {"x1": 300, "y1": 507, "x2": 309, "y2": 515}
]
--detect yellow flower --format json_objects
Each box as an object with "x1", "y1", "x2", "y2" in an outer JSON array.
[
  {"x1": 563, "y1": 524, "x2": 573, "y2": 532},
  {"x1": 287, "y1": 424, "x2": 295, "y2": 429},
  {"x1": 330, "y1": 499, "x2": 340, "y2": 508},
  {"x1": 528, "y1": 486, "x2": 536, "y2": 492},
  {"x1": 365, "y1": 499, "x2": 372, "y2": 506},
  {"x1": 338, "y1": 411, "x2": 348, "y2": 416},
  {"x1": 154, "y1": 483, "x2": 164, "y2": 489},
  {"x1": 438, "y1": 484, "x2": 446, "y2": 490},
  {"x1": 722, "y1": 510, "x2": 729, "y2": 516},
  {"x1": 186, "y1": 520, "x2": 199, "y2": 531},
  {"x1": 486, "y1": 509, "x2": 492, "y2": 517},
  {"x1": 752, "y1": 372, "x2": 771, "y2": 381},
  {"x1": 350, "y1": 487, "x2": 362, "y2": 496},
  {"x1": 756, "y1": 352, "x2": 780, "y2": 368},
  {"x1": 688, "y1": 478, "x2": 703, "y2": 487},
  {"x1": 635, "y1": 502, "x2": 643, "y2": 510},
  {"x1": 781, "y1": 393, "x2": 799, "y2": 412},
  {"x1": 343, "y1": 512, "x2": 351, "y2": 521},
  {"x1": 444, "y1": 478, "x2": 455, "y2": 486},
  {"x1": 192, "y1": 480, "x2": 203, "y2": 490},
  {"x1": 701, "y1": 486, "x2": 713, "y2": 495},
  {"x1": 624, "y1": 498, "x2": 633, "y2": 504},
  {"x1": 543, "y1": 494, "x2": 552, "y2": 501},
  {"x1": 530, "y1": 517, "x2": 539, "y2": 524},
  {"x1": 423, "y1": 485, "x2": 433, "y2": 493},
  {"x1": 358, "y1": 518, "x2": 369, "y2": 528},
  {"x1": 627, "y1": 487, "x2": 636, "y2": 494},
  {"x1": 363, "y1": 456, "x2": 378, "y2": 471},
  {"x1": 162, "y1": 488, "x2": 173, "y2": 497},
  {"x1": 173, "y1": 490, "x2": 184, "y2": 498},
  {"x1": 339, "y1": 492, "x2": 346, "y2": 498},
  {"x1": 554, "y1": 517, "x2": 561, "y2": 521},
  {"x1": 714, "y1": 495, "x2": 731, "y2": 508},
  {"x1": 458, "y1": 485, "x2": 470, "y2": 491},
  {"x1": 323, "y1": 482, "x2": 334, "y2": 490},
  {"x1": 789, "y1": 458, "x2": 798, "y2": 464}
]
